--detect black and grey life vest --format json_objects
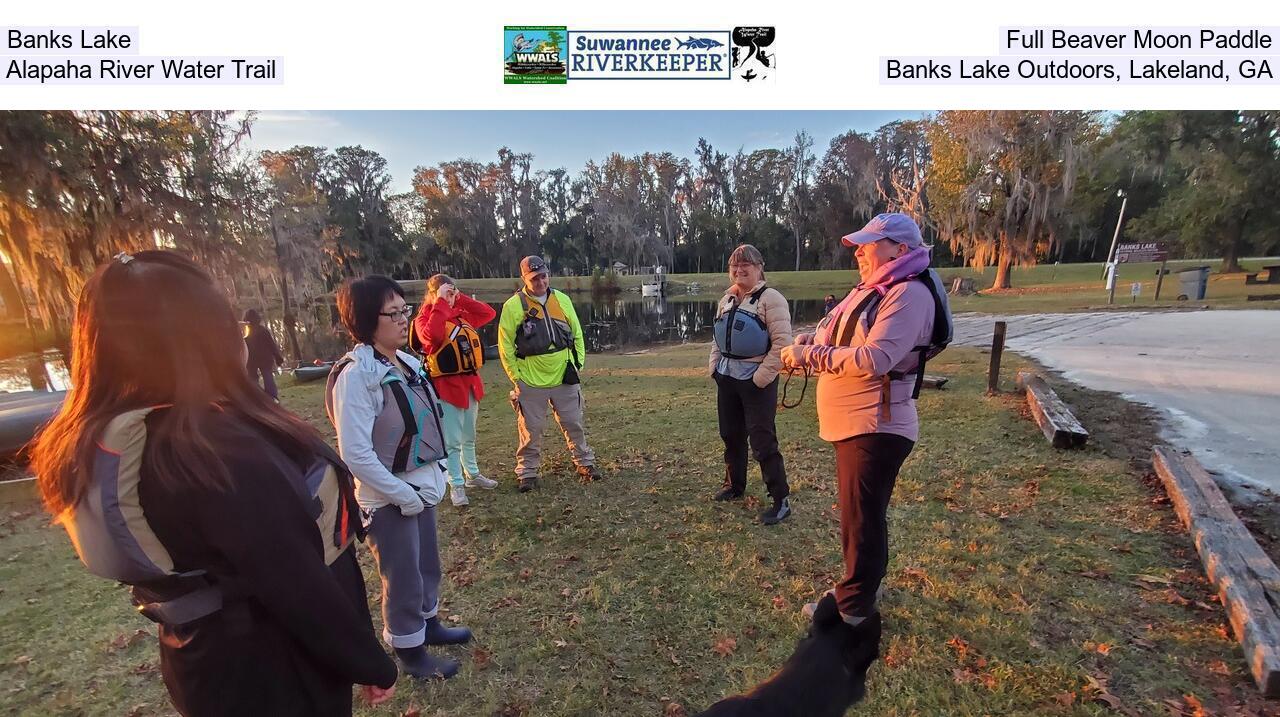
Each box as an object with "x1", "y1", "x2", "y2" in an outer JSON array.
[
  {"x1": 324, "y1": 356, "x2": 448, "y2": 475},
  {"x1": 713, "y1": 285, "x2": 772, "y2": 360},
  {"x1": 514, "y1": 290, "x2": 577, "y2": 362},
  {"x1": 61, "y1": 407, "x2": 360, "y2": 625}
]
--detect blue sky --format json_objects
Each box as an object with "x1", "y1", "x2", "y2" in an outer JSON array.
[{"x1": 241, "y1": 111, "x2": 927, "y2": 194}]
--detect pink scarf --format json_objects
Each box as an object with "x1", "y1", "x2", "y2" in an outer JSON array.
[{"x1": 816, "y1": 247, "x2": 932, "y2": 345}]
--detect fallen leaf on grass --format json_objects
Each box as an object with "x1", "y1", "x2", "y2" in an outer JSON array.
[
  {"x1": 663, "y1": 702, "x2": 688, "y2": 717},
  {"x1": 12, "y1": 655, "x2": 31, "y2": 666},
  {"x1": 771, "y1": 595, "x2": 788, "y2": 610},
  {"x1": 712, "y1": 637, "x2": 737, "y2": 657},
  {"x1": 553, "y1": 638, "x2": 569, "y2": 648},
  {"x1": 402, "y1": 709, "x2": 421, "y2": 717},
  {"x1": 108, "y1": 629, "x2": 149, "y2": 652},
  {"x1": 472, "y1": 646, "x2": 492, "y2": 670},
  {"x1": 1207, "y1": 660, "x2": 1230, "y2": 676},
  {"x1": 1054, "y1": 692, "x2": 1076, "y2": 706},
  {"x1": 1079, "y1": 569, "x2": 1112, "y2": 580},
  {"x1": 945, "y1": 636, "x2": 971, "y2": 658}
]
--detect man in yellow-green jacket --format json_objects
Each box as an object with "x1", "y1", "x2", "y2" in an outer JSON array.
[{"x1": 498, "y1": 256, "x2": 602, "y2": 492}]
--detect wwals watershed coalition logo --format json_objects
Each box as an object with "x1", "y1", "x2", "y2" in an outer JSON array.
[
  {"x1": 505, "y1": 26, "x2": 774, "y2": 82},
  {"x1": 504, "y1": 26, "x2": 567, "y2": 84}
]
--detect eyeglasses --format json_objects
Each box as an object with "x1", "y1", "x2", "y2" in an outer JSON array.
[{"x1": 379, "y1": 305, "x2": 415, "y2": 322}]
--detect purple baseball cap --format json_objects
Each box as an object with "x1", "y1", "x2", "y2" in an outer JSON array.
[{"x1": 841, "y1": 213, "x2": 924, "y2": 249}]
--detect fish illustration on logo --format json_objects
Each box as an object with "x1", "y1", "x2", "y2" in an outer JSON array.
[{"x1": 676, "y1": 36, "x2": 725, "y2": 50}]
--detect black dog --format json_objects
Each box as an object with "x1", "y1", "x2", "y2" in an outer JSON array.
[{"x1": 696, "y1": 594, "x2": 882, "y2": 717}]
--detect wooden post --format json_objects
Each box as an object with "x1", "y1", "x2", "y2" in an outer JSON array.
[
  {"x1": 1154, "y1": 258, "x2": 1168, "y2": 301},
  {"x1": 986, "y1": 321, "x2": 1006, "y2": 395}
]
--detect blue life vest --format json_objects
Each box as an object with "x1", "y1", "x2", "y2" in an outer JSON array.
[{"x1": 713, "y1": 285, "x2": 772, "y2": 359}]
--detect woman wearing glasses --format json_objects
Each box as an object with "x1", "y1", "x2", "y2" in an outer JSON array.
[
  {"x1": 708, "y1": 244, "x2": 793, "y2": 525},
  {"x1": 326, "y1": 276, "x2": 473, "y2": 680}
]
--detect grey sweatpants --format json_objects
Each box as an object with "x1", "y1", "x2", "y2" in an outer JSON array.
[
  {"x1": 512, "y1": 381, "x2": 595, "y2": 479},
  {"x1": 366, "y1": 504, "x2": 442, "y2": 648}
]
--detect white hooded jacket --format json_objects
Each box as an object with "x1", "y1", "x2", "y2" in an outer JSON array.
[{"x1": 329, "y1": 344, "x2": 448, "y2": 512}]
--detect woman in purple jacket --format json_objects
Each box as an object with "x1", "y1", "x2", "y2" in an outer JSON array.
[{"x1": 782, "y1": 213, "x2": 937, "y2": 627}]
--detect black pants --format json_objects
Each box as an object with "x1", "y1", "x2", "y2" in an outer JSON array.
[
  {"x1": 834, "y1": 432, "x2": 915, "y2": 618},
  {"x1": 715, "y1": 373, "x2": 789, "y2": 502}
]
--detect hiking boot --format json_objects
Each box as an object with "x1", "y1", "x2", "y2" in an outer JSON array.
[
  {"x1": 393, "y1": 645, "x2": 460, "y2": 679},
  {"x1": 802, "y1": 586, "x2": 883, "y2": 621},
  {"x1": 801, "y1": 589, "x2": 836, "y2": 620},
  {"x1": 424, "y1": 616, "x2": 473, "y2": 646},
  {"x1": 760, "y1": 497, "x2": 791, "y2": 525},
  {"x1": 449, "y1": 485, "x2": 469, "y2": 508},
  {"x1": 713, "y1": 486, "x2": 744, "y2": 501},
  {"x1": 465, "y1": 473, "x2": 499, "y2": 490},
  {"x1": 576, "y1": 464, "x2": 604, "y2": 483},
  {"x1": 518, "y1": 476, "x2": 538, "y2": 493}
]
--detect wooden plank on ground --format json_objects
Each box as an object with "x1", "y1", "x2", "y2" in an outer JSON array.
[
  {"x1": 921, "y1": 375, "x2": 948, "y2": 390},
  {"x1": 0, "y1": 476, "x2": 37, "y2": 505},
  {"x1": 1153, "y1": 446, "x2": 1280, "y2": 697},
  {"x1": 1015, "y1": 371, "x2": 1089, "y2": 449}
]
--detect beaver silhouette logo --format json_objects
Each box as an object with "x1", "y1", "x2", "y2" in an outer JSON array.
[{"x1": 732, "y1": 27, "x2": 775, "y2": 82}]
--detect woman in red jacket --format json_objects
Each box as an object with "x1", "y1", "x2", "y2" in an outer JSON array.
[{"x1": 414, "y1": 274, "x2": 499, "y2": 507}]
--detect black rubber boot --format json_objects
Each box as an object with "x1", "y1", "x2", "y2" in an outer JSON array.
[
  {"x1": 518, "y1": 476, "x2": 538, "y2": 493},
  {"x1": 713, "y1": 486, "x2": 744, "y2": 501},
  {"x1": 760, "y1": 496, "x2": 792, "y2": 525},
  {"x1": 393, "y1": 645, "x2": 460, "y2": 679},
  {"x1": 424, "y1": 616, "x2": 473, "y2": 646}
]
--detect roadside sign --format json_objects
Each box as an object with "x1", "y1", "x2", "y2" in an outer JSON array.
[{"x1": 1115, "y1": 242, "x2": 1168, "y2": 264}]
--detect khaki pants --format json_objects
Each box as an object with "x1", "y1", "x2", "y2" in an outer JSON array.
[{"x1": 512, "y1": 381, "x2": 595, "y2": 478}]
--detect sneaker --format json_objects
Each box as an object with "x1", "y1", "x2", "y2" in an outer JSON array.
[
  {"x1": 465, "y1": 473, "x2": 499, "y2": 490},
  {"x1": 802, "y1": 586, "x2": 883, "y2": 621},
  {"x1": 449, "y1": 485, "x2": 469, "y2": 507},
  {"x1": 713, "y1": 486, "x2": 744, "y2": 502},
  {"x1": 576, "y1": 464, "x2": 604, "y2": 483},
  {"x1": 518, "y1": 476, "x2": 538, "y2": 493},
  {"x1": 760, "y1": 497, "x2": 791, "y2": 525},
  {"x1": 801, "y1": 589, "x2": 836, "y2": 620},
  {"x1": 393, "y1": 645, "x2": 460, "y2": 679}
]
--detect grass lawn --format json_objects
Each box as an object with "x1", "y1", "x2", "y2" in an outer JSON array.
[
  {"x1": 417, "y1": 258, "x2": 1280, "y2": 314},
  {"x1": 0, "y1": 344, "x2": 1273, "y2": 715}
]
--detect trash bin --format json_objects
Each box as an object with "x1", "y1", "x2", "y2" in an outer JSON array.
[{"x1": 1176, "y1": 266, "x2": 1210, "y2": 300}]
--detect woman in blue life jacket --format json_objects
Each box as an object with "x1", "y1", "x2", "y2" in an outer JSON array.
[
  {"x1": 328, "y1": 275, "x2": 473, "y2": 680},
  {"x1": 709, "y1": 244, "x2": 793, "y2": 525},
  {"x1": 30, "y1": 251, "x2": 398, "y2": 716}
]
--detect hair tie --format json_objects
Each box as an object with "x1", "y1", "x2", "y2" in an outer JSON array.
[{"x1": 114, "y1": 252, "x2": 134, "y2": 265}]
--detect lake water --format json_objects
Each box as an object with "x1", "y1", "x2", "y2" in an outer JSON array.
[{"x1": 0, "y1": 293, "x2": 831, "y2": 391}]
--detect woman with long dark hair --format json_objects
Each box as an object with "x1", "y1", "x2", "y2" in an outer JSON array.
[{"x1": 31, "y1": 250, "x2": 397, "y2": 716}]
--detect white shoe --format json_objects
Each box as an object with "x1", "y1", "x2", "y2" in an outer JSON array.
[
  {"x1": 465, "y1": 474, "x2": 499, "y2": 490},
  {"x1": 449, "y1": 486, "x2": 469, "y2": 507}
]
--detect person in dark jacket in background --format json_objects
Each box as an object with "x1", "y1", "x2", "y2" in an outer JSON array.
[
  {"x1": 31, "y1": 251, "x2": 398, "y2": 716},
  {"x1": 243, "y1": 309, "x2": 286, "y2": 399}
]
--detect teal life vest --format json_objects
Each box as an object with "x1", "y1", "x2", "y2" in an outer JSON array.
[{"x1": 713, "y1": 285, "x2": 772, "y2": 360}]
